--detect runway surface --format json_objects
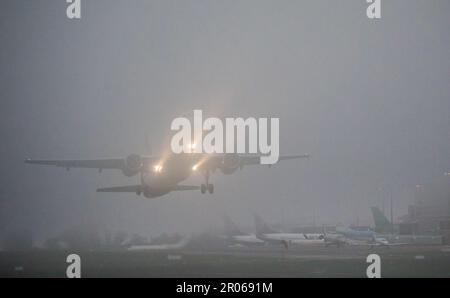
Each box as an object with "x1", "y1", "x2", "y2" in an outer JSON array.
[{"x1": 1, "y1": 245, "x2": 450, "y2": 277}]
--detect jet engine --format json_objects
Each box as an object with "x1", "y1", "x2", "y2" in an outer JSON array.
[
  {"x1": 220, "y1": 154, "x2": 241, "y2": 175},
  {"x1": 122, "y1": 154, "x2": 143, "y2": 177}
]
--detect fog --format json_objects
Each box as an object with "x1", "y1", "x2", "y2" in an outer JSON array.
[{"x1": 1, "y1": 0, "x2": 449, "y2": 244}]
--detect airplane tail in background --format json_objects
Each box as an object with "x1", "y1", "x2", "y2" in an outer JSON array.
[
  {"x1": 223, "y1": 215, "x2": 246, "y2": 237},
  {"x1": 371, "y1": 206, "x2": 393, "y2": 233},
  {"x1": 254, "y1": 214, "x2": 278, "y2": 236}
]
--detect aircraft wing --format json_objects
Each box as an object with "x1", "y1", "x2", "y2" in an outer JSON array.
[
  {"x1": 24, "y1": 156, "x2": 158, "y2": 171},
  {"x1": 240, "y1": 154, "x2": 310, "y2": 166},
  {"x1": 25, "y1": 158, "x2": 125, "y2": 169}
]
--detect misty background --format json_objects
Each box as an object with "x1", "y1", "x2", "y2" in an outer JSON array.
[{"x1": 0, "y1": 0, "x2": 449, "y2": 245}]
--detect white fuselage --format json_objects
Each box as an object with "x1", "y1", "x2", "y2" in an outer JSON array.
[
  {"x1": 141, "y1": 154, "x2": 195, "y2": 198},
  {"x1": 258, "y1": 233, "x2": 324, "y2": 245},
  {"x1": 231, "y1": 234, "x2": 265, "y2": 245}
]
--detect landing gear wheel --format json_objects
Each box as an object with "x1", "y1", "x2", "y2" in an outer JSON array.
[
  {"x1": 202, "y1": 170, "x2": 214, "y2": 195},
  {"x1": 208, "y1": 183, "x2": 214, "y2": 194}
]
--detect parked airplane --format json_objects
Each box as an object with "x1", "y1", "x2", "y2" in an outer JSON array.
[
  {"x1": 127, "y1": 236, "x2": 190, "y2": 251},
  {"x1": 254, "y1": 215, "x2": 324, "y2": 248},
  {"x1": 335, "y1": 226, "x2": 377, "y2": 242},
  {"x1": 370, "y1": 206, "x2": 443, "y2": 245},
  {"x1": 25, "y1": 152, "x2": 308, "y2": 199},
  {"x1": 322, "y1": 229, "x2": 348, "y2": 247},
  {"x1": 222, "y1": 216, "x2": 265, "y2": 247},
  {"x1": 328, "y1": 212, "x2": 407, "y2": 248},
  {"x1": 324, "y1": 227, "x2": 392, "y2": 248},
  {"x1": 371, "y1": 206, "x2": 394, "y2": 234}
]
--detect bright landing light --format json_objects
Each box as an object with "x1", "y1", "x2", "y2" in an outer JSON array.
[{"x1": 153, "y1": 165, "x2": 163, "y2": 173}]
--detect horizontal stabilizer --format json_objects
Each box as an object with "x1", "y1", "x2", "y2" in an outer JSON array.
[{"x1": 97, "y1": 184, "x2": 199, "y2": 193}]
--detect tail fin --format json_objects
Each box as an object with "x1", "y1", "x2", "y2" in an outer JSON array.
[
  {"x1": 223, "y1": 215, "x2": 246, "y2": 237},
  {"x1": 254, "y1": 214, "x2": 278, "y2": 236},
  {"x1": 370, "y1": 206, "x2": 392, "y2": 233}
]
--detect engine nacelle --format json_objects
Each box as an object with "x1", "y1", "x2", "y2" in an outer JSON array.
[
  {"x1": 122, "y1": 154, "x2": 143, "y2": 177},
  {"x1": 220, "y1": 154, "x2": 241, "y2": 175}
]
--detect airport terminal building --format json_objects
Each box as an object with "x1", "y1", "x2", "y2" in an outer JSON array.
[{"x1": 399, "y1": 176, "x2": 450, "y2": 243}]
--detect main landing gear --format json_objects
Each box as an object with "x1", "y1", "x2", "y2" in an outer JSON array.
[{"x1": 201, "y1": 170, "x2": 214, "y2": 194}]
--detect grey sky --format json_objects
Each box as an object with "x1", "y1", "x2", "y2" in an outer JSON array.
[{"x1": 1, "y1": 0, "x2": 449, "y2": 242}]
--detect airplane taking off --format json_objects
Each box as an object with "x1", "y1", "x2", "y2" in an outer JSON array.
[
  {"x1": 25, "y1": 152, "x2": 309, "y2": 199},
  {"x1": 254, "y1": 215, "x2": 324, "y2": 248}
]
